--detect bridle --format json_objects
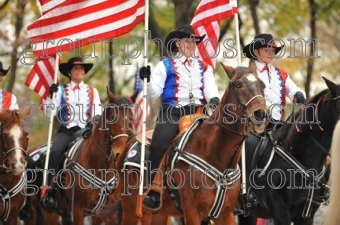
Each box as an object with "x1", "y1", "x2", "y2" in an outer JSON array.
[
  {"x1": 0, "y1": 126, "x2": 28, "y2": 171},
  {"x1": 91, "y1": 105, "x2": 131, "y2": 161},
  {"x1": 217, "y1": 75, "x2": 265, "y2": 137}
]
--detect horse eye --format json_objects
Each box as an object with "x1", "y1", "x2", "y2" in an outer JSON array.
[{"x1": 234, "y1": 82, "x2": 242, "y2": 88}]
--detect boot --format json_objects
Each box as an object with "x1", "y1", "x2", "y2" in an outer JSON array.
[
  {"x1": 41, "y1": 185, "x2": 59, "y2": 211},
  {"x1": 143, "y1": 166, "x2": 160, "y2": 209}
]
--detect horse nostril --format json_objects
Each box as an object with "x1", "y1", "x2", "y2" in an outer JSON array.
[{"x1": 254, "y1": 109, "x2": 266, "y2": 122}]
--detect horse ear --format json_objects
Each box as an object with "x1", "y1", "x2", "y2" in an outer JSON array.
[
  {"x1": 220, "y1": 62, "x2": 235, "y2": 80},
  {"x1": 249, "y1": 58, "x2": 257, "y2": 73},
  {"x1": 322, "y1": 76, "x2": 338, "y2": 95},
  {"x1": 24, "y1": 106, "x2": 31, "y2": 116},
  {"x1": 130, "y1": 91, "x2": 138, "y2": 103},
  {"x1": 106, "y1": 86, "x2": 116, "y2": 103}
]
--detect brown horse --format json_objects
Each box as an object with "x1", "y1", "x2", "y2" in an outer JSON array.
[
  {"x1": 0, "y1": 109, "x2": 29, "y2": 225},
  {"x1": 107, "y1": 64, "x2": 267, "y2": 225},
  {"x1": 21, "y1": 90, "x2": 134, "y2": 225}
]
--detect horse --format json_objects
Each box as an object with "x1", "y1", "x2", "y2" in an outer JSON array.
[
  {"x1": 0, "y1": 109, "x2": 29, "y2": 225},
  {"x1": 20, "y1": 89, "x2": 135, "y2": 225},
  {"x1": 237, "y1": 76, "x2": 339, "y2": 225},
  {"x1": 102, "y1": 64, "x2": 268, "y2": 225},
  {"x1": 324, "y1": 120, "x2": 340, "y2": 225}
]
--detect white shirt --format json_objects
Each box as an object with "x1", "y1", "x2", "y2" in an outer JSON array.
[
  {"x1": 255, "y1": 61, "x2": 306, "y2": 120},
  {"x1": 45, "y1": 81, "x2": 102, "y2": 128},
  {"x1": 146, "y1": 54, "x2": 219, "y2": 106}
]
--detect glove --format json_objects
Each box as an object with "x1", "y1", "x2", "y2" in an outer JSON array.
[
  {"x1": 139, "y1": 65, "x2": 151, "y2": 83},
  {"x1": 92, "y1": 115, "x2": 101, "y2": 124},
  {"x1": 49, "y1": 83, "x2": 59, "y2": 98},
  {"x1": 209, "y1": 97, "x2": 220, "y2": 109},
  {"x1": 293, "y1": 91, "x2": 305, "y2": 104}
]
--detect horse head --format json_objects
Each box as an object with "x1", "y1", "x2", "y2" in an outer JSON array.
[
  {"x1": 103, "y1": 88, "x2": 134, "y2": 160},
  {"x1": 321, "y1": 76, "x2": 340, "y2": 123},
  {"x1": 0, "y1": 109, "x2": 29, "y2": 175},
  {"x1": 220, "y1": 63, "x2": 267, "y2": 134}
]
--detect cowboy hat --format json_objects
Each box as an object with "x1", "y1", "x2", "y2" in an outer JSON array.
[
  {"x1": 0, "y1": 61, "x2": 10, "y2": 76},
  {"x1": 165, "y1": 25, "x2": 206, "y2": 51},
  {"x1": 59, "y1": 57, "x2": 93, "y2": 78},
  {"x1": 243, "y1": 33, "x2": 284, "y2": 59}
]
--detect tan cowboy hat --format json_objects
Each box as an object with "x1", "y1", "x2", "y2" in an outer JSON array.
[
  {"x1": 165, "y1": 25, "x2": 206, "y2": 51},
  {"x1": 0, "y1": 61, "x2": 10, "y2": 76},
  {"x1": 59, "y1": 57, "x2": 93, "y2": 78},
  {"x1": 243, "y1": 33, "x2": 284, "y2": 59}
]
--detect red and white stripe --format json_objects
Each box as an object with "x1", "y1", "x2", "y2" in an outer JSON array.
[
  {"x1": 132, "y1": 92, "x2": 151, "y2": 134},
  {"x1": 28, "y1": 0, "x2": 145, "y2": 58},
  {"x1": 25, "y1": 57, "x2": 57, "y2": 102},
  {"x1": 191, "y1": 0, "x2": 238, "y2": 70},
  {"x1": 39, "y1": 0, "x2": 67, "y2": 15}
]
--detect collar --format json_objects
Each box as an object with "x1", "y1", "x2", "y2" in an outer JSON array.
[
  {"x1": 70, "y1": 81, "x2": 84, "y2": 90},
  {"x1": 177, "y1": 54, "x2": 194, "y2": 65},
  {"x1": 255, "y1": 61, "x2": 273, "y2": 72}
]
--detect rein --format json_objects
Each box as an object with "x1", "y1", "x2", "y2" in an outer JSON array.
[{"x1": 91, "y1": 133, "x2": 129, "y2": 161}]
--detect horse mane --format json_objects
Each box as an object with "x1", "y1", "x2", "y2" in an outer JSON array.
[
  {"x1": 0, "y1": 109, "x2": 22, "y2": 127},
  {"x1": 280, "y1": 88, "x2": 332, "y2": 152}
]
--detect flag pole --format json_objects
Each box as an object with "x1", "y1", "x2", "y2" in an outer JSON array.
[
  {"x1": 234, "y1": 12, "x2": 246, "y2": 196},
  {"x1": 40, "y1": 54, "x2": 59, "y2": 199},
  {"x1": 136, "y1": 0, "x2": 149, "y2": 218}
]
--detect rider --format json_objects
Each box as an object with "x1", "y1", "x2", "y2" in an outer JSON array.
[
  {"x1": 39, "y1": 57, "x2": 103, "y2": 210},
  {"x1": 241, "y1": 33, "x2": 306, "y2": 214},
  {"x1": 140, "y1": 25, "x2": 220, "y2": 209},
  {"x1": 0, "y1": 61, "x2": 19, "y2": 110},
  {"x1": 243, "y1": 33, "x2": 306, "y2": 126}
]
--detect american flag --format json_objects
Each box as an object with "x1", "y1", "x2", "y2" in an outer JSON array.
[
  {"x1": 25, "y1": 56, "x2": 58, "y2": 104},
  {"x1": 27, "y1": 0, "x2": 145, "y2": 58},
  {"x1": 25, "y1": 0, "x2": 61, "y2": 105},
  {"x1": 25, "y1": 0, "x2": 145, "y2": 104},
  {"x1": 191, "y1": 0, "x2": 238, "y2": 70},
  {"x1": 132, "y1": 66, "x2": 151, "y2": 134}
]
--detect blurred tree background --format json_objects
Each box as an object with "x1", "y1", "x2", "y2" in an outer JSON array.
[{"x1": 0, "y1": 0, "x2": 339, "y2": 149}]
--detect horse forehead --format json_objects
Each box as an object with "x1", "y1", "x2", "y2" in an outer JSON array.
[
  {"x1": 8, "y1": 125, "x2": 23, "y2": 142},
  {"x1": 244, "y1": 73, "x2": 258, "y2": 84}
]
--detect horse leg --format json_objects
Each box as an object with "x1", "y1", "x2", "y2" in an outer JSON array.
[
  {"x1": 292, "y1": 217, "x2": 313, "y2": 225},
  {"x1": 237, "y1": 215, "x2": 257, "y2": 225},
  {"x1": 272, "y1": 209, "x2": 291, "y2": 225},
  {"x1": 69, "y1": 206, "x2": 86, "y2": 225},
  {"x1": 212, "y1": 212, "x2": 236, "y2": 225}
]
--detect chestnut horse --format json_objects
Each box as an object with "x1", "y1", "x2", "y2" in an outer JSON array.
[
  {"x1": 0, "y1": 109, "x2": 29, "y2": 225},
  {"x1": 324, "y1": 120, "x2": 340, "y2": 225},
  {"x1": 106, "y1": 64, "x2": 267, "y2": 225},
  {"x1": 238, "y1": 77, "x2": 339, "y2": 225},
  {"x1": 21, "y1": 90, "x2": 134, "y2": 225}
]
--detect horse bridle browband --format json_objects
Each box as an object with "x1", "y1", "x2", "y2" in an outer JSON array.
[
  {"x1": 0, "y1": 128, "x2": 28, "y2": 170},
  {"x1": 217, "y1": 80, "x2": 265, "y2": 136}
]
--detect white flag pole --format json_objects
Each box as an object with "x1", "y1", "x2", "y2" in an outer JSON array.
[
  {"x1": 41, "y1": 54, "x2": 59, "y2": 199},
  {"x1": 136, "y1": 0, "x2": 149, "y2": 218}
]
